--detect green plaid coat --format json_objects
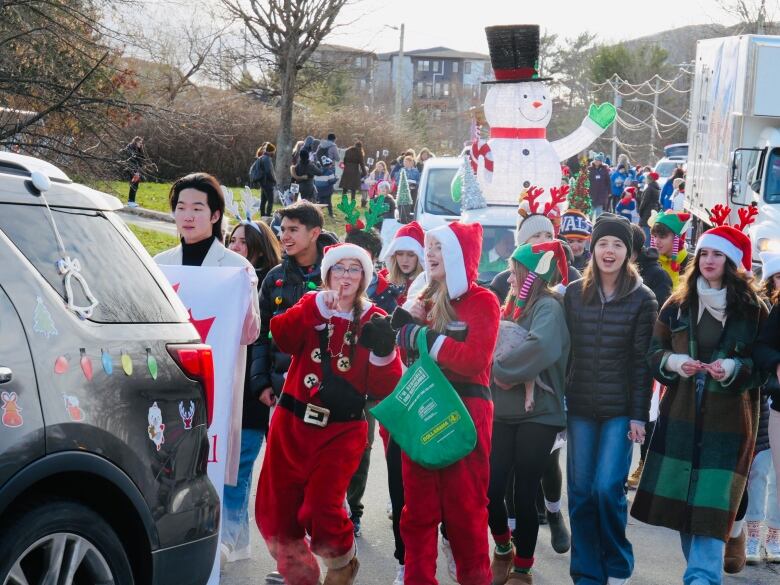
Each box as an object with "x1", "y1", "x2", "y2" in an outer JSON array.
[{"x1": 630, "y1": 299, "x2": 766, "y2": 541}]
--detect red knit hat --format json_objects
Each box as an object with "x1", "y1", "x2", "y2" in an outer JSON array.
[
  {"x1": 695, "y1": 226, "x2": 752, "y2": 272},
  {"x1": 648, "y1": 171, "x2": 659, "y2": 181},
  {"x1": 425, "y1": 221, "x2": 483, "y2": 299},
  {"x1": 380, "y1": 221, "x2": 425, "y2": 265}
]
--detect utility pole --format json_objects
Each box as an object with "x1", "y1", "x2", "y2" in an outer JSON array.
[
  {"x1": 611, "y1": 75, "x2": 620, "y2": 164},
  {"x1": 395, "y1": 23, "x2": 405, "y2": 124},
  {"x1": 650, "y1": 77, "x2": 660, "y2": 161}
]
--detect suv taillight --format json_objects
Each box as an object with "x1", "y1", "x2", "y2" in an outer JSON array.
[{"x1": 167, "y1": 344, "x2": 214, "y2": 427}]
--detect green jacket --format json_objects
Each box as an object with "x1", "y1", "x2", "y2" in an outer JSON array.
[
  {"x1": 630, "y1": 298, "x2": 767, "y2": 541},
  {"x1": 491, "y1": 294, "x2": 569, "y2": 427}
]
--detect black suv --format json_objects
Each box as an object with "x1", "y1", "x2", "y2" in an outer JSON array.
[{"x1": 0, "y1": 153, "x2": 219, "y2": 584}]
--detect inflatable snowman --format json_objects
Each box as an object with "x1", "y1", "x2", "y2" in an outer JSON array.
[{"x1": 474, "y1": 25, "x2": 616, "y2": 205}]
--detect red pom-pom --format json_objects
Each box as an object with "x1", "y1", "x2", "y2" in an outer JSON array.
[
  {"x1": 275, "y1": 279, "x2": 283, "y2": 287},
  {"x1": 671, "y1": 261, "x2": 680, "y2": 272}
]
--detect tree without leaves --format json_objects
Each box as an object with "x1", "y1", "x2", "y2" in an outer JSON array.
[
  {"x1": 219, "y1": 0, "x2": 352, "y2": 186},
  {"x1": 717, "y1": 0, "x2": 776, "y2": 34}
]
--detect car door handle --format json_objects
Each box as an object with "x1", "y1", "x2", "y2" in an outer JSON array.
[{"x1": 0, "y1": 367, "x2": 12, "y2": 384}]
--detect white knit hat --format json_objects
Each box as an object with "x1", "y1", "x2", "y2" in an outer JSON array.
[
  {"x1": 516, "y1": 213, "x2": 554, "y2": 246},
  {"x1": 760, "y1": 251, "x2": 780, "y2": 281},
  {"x1": 321, "y1": 243, "x2": 374, "y2": 290}
]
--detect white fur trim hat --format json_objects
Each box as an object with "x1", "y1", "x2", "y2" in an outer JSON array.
[
  {"x1": 695, "y1": 226, "x2": 752, "y2": 272},
  {"x1": 321, "y1": 243, "x2": 374, "y2": 290},
  {"x1": 760, "y1": 251, "x2": 780, "y2": 280},
  {"x1": 425, "y1": 222, "x2": 482, "y2": 299},
  {"x1": 380, "y1": 221, "x2": 425, "y2": 265}
]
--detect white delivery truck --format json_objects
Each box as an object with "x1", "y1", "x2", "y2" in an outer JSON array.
[{"x1": 687, "y1": 35, "x2": 780, "y2": 265}]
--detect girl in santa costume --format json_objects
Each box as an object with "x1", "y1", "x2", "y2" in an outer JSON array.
[
  {"x1": 487, "y1": 241, "x2": 571, "y2": 585},
  {"x1": 395, "y1": 221, "x2": 501, "y2": 585},
  {"x1": 380, "y1": 221, "x2": 425, "y2": 307},
  {"x1": 632, "y1": 209, "x2": 767, "y2": 585},
  {"x1": 256, "y1": 243, "x2": 402, "y2": 585}
]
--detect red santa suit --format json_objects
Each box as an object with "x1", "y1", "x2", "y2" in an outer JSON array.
[
  {"x1": 256, "y1": 244, "x2": 402, "y2": 585},
  {"x1": 400, "y1": 222, "x2": 500, "y2": 585},
  {"x1": 380, "y1": 221, "x2": 425, "y2": 308}
]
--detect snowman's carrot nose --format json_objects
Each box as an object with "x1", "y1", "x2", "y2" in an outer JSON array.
[{"x1": 532, "y1": 101, "x2": 543, "y2": 109}]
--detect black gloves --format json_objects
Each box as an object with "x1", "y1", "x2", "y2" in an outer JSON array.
[
  {"x1": 391, "y1": 306, "x2": 416, "y2": 330},
  {"x1": 359, "y1": 314, "x2": 396, "y2": 357}
]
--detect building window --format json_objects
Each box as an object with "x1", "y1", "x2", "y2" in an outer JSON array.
[
  {"x1": 417, "y1": 60, "x2": 430, "y2": 72},
  {"x1": 417, "y1": 81, "x2": 424, "y2": 97},
  {"x1": 464, "y1": 61, "x2": 472, "y2": 74},
  {"x1": 433, "y1": 61, "x2": 440, "y2": 72},
  {"x1": 354, "y1": 56, "x2": 363, "y2": 68},
  {"x1": 442, "y1": 83, "x2": 450, "y2": 97},
  {"x1": 359, "y1": 79, "x2": 367, "y2": 90},
  {"x1": 452, "y1": 61, "x2": 459, "y2": 73}
]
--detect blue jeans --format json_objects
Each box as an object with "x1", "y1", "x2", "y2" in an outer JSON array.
[
  {"x1": 680, "y1": 532, "x2": 725, "y2": 585},
  {"x1": 567, "y1": 416, "x2": 634, "y2": 585},
  {"x1": 746, "y1": 449, "x2": 780, "y2": 527},
  {"x1": 222, "y1": 428, "x2": 264, "y2": 550},
  {"x1": 592, "y1": 205, "x2": 604, "y2": 219}
]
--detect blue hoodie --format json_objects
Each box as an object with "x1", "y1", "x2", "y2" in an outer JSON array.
[{"x1": 314, "y1": 164, "x2": 338, "y2": 198}]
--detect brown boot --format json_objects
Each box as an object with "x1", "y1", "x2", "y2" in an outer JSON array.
[
  {"x1": 724, "y1": 527, "x2": 747, "y2": 574},
  {"x1": 323, "y1": 557, "x2": 359, "y2": 585},
  {"x1": 506, "y1": 571, "x2": 533, "y2": 584},
  {"x1": 490, "y1": 547, "x2": 514, "y2": 585}
]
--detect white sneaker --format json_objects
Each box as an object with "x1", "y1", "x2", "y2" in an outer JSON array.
[
  {"x1": 766, "y1": 534, "x2": 780, "y2": 562},
  {"x1": 219, "y1": 542, "x2": 231, "y2": 564},
  {"x1": 126, "y1": 201, "x2": 139, "y2": 208},
  {"x1": 745, "y1": 535, "x2": 762, "y2": 564},
  {"x1": 606, "y1": 578, "x2": 630, "y2": 585},
  {"x1": 508, "y1": 516, "x2": 516, "y2": 531},
  {"x1": 393, "y1": 565, "x2": 405, "y2": 585},
  {"x1": 440, "y1": 537, "x2": 457, "y2": 582},
  {"x1": 266, "y1": 571, "x2": 286, "y2": 584}
]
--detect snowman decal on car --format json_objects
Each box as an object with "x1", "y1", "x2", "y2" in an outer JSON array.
[{"x1": 473, "y1": 25, "x2": 616, "y2": 205}]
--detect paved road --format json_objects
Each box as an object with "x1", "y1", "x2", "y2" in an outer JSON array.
[
  {"x1": 116, "y1": 209, "x2": 178, "y2": 236},
  {"x1": 221, "y1": 424, "x2": 779, "y2": 585}
]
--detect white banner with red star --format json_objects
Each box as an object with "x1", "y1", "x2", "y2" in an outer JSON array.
[{"x1": 159, "y1": 265, "x2": 251, "y2": 584}]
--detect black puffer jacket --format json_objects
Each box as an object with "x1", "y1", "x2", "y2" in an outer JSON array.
[
  {"x1": 564, "y1": 277, "x2": 658, "y2": 421},
  {"x1": 755, "y1": 390, "x2": 772, "y2": 453},
  {"x1": 638, "y1": 181, "x2": 660, "y2": 226},
  {"x1": 636, "y1": 247, "x2": 672, "y2": 308},
  {"x1": 251, "y1": 232, "x2": 339, "y2": 396},
  {"x1": 243, "y1": 266, "x2": 271, "y2": 430}
]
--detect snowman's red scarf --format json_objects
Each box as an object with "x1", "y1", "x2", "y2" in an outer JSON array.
[{"x1": 490, "y1": 127, "x2": 547, "y2": 139}]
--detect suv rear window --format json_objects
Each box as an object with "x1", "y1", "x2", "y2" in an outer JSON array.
[
  {"x1": 0, "y1": 204, "x2": 179, "y2": 323},
  {"x1": 422, "y1": 168, "x2": 461, "y2": 216}
]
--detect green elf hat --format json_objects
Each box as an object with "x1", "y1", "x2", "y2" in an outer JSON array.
[
  {"x1": 511, "y1": 240, "x2": 570, "y2": 286},
  {"x1": 648, "y1": 210, "x2": 692, "y2": 237}
]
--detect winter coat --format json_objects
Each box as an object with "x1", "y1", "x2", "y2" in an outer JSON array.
[
  {"x1": 615, "y1": 196, "x2": 636, "y2": 222},
  {"x1": 313, "y1": 166, "x2": 338, "y2": 199},
  {"x1": 122, "y1": 142, "x2": 147, "y2": 180},
  {"x1": 563, "y1": 277, "x2": 658, "y2": 421},
  {"x1": 572, "y1": 250, "x2": 591, "y2": 272},
  {"x1": 254, "y1": 232, "x2": 339, "y2": 396},
  {"x1": 491, "y1": 295, "x2": 570, "y2": 427},
  {"x1": 631, "y1": 298, "x2": 767, "y2": 541},
  {"x1": 367, "y1": 270, "x2": 402, "y2": 314},
  {"x1": 660, "y1": 180, "x2": 675, "y2": 210},
  {"x1": 756, "y1": 391, "x2": 771, "y2": 453},
  {"x1": 754, "y1": 303, "x2": 780, "y2": 412},
  {"x1": 639, "y1": 181, "x2": 660, "y2": 226},
  {"x1": 340, "y1": 146, "x2": 367, "y2": 191},
  {"x1": 243, "y1": 266, "x2": 272, "y2": 430},
  {"x1": 636, "y1": 247, "x2": 672, "y2": 308},
  {"x1": 316, "y1": 139, "x2": 340, "y2": 162},
  {"x1": 588, "y1": 164, "x2": 612, "y2": 208},
  {"x1": 610, "y1": 170, "x2": 629, "y2": 197},
  {"x1": 293, "y1": 160, "x2": 323, "y2": 200}
]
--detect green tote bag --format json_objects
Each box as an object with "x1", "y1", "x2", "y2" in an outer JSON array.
[{"x1": 371, "y1": 327, "x2": 477, "y2": 469}]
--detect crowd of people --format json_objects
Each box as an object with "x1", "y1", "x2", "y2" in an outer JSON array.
[{"x1": 149, "y1": 137, "x2": 780, "y2": 585}]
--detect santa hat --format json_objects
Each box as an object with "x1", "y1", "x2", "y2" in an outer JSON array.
[
  {"x1": 623, "y1": 186, "x2": 637, "y2": 198},
  {"x1": 321, "y1": 243, "x2": 374, "y2": 290},
  {"x1": 425, "y1": 222, "x2": 483, "y2": 299},
  {"x1": 559, "y1": 210, "x2": 592, "y2": 240},
  {"x1": 380, "y1": 221, "x2": 425, "y2": 265},
  {"x1": 760, "y1": 251, "x2": 780, "y2": 280},
  {"x1": 695, "y1": 226, "x2": 752, "y2": 272}
]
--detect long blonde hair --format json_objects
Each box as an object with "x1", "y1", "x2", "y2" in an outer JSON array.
[
  {"x1": 387, "y1": 253, "x2": 423, "y2": 286},
  {"x1": 420, "y1": 279, "x2": 457, "y2": 333}
]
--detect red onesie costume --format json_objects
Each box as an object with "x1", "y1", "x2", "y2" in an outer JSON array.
[
  {"x1": 400, "y1": 221, "x2": 500, "y2": 585},
  {"x1": 256, "y1": 271, "x2": 402, "y2": 584}
]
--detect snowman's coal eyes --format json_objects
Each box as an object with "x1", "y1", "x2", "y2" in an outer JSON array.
[
  {"x1": 523, "y1": 94, "x2": 527, "y2": 99},
  {"x1": 543, "y1": 96, "x2": 546, "y2": 100}
]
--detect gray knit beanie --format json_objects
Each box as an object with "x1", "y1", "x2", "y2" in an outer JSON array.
[{"x1": 515, "y1": 213, "x2": 555, "y2": 246}]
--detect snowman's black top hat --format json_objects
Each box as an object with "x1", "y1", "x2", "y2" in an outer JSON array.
[{"x1": 483, "y1": 24, "x2": 552, "y2": 84}]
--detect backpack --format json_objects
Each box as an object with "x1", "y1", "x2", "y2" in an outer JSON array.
[{"x1": 249, "y1": 157, "x2": 265, "y2": 186}]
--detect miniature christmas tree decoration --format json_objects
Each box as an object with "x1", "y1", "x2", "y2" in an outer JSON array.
[{"x1": 33, "y1": 296, "x2": 58, "y2": 338}]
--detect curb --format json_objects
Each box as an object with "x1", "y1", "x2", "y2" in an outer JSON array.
[{"x1": 121, "y1": 206, "x2": 174, "y2": 223}]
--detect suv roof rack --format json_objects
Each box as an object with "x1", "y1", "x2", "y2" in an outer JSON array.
[{"x1": 0, "y1": 152, "x2": 71, "y2": 183}]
